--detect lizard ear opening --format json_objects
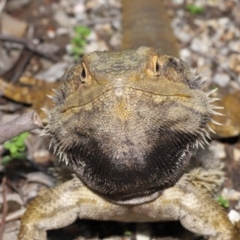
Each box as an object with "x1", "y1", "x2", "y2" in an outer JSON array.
[
  {"x1": 80, "y1": 63, "x2": 88, "y2": 83},
  {"x1": 81, "y1": 68, "x2": 86, "y2": 79},
  {"x1": 155, "y1": 61, "x2": 161, "y2": 75}
]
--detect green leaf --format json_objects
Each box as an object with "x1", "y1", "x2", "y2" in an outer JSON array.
[
  {"x1": 12, "y1": 152, "x2": 26, "y2": 159},
  {"x1": 2, "y1": 132, "x2": 28, "y2": 162},
  {"x1": 186, "y1": 4, "x2": 204, "y2": 15},
  {"x1": 70, "y1": 26, "x2": 91, "y2": 60},
  {"x1": 74, "y1": 26, "x2": 91, "y2": 36},
  {"x1": 73, "y1": 54, "x2": 81, "y2": 61},
  {"x1": 2, "y1": 155, "x2": 13, "y2": 165},
  {"x1": 15, "y1": 140, "x2": 24, "y2": 148},
  {"x1": 124, "y1": 231, "x2": 132, "y2": 236},
  {"x1": 72, "y1": 37, "x2": 83, "y2": 45},
  {"x1": 9, "y1": 144, "x2": 18, "y2": 154},
  {"x1": 19, "y1": 132, "x2": 29, "y2": 140},
  {"x1": 17, "y1": 145, "x2": 26, "y2": 152},
  {"x1": 217, "y1": 195, "x2": 229, "y2": 208},
  {"x1": 3, "y1": 141, "x2": 12, "y2": 150}
]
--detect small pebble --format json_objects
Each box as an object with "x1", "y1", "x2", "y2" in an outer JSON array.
[
  {"x1": 228, "y1": 209, "x2": 240, "y2": 224},
  {"x1": 212, "y1": 73, "x2": 230, "y2": 87},
  {"x1": 222, "y1": 188, "x2": 240, "y2": 201},
  {"x1": 233, "y1": 148, "x2": 240, "y2": 162},
  {"x1": 229, "y1": 54, "x2": 240, "y2": 73},
  {"x1": 209, "y1": 141, "x2": 226, "y2": 159}
]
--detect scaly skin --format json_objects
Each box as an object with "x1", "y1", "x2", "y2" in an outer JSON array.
[
  {"x1": 18, "y1": 172, "x2": 238, "y2": 240},
  {"x1": 18, "y1": 47, "x2": 240, "y2": 239},
  {"x1": 0, "y1": 76, "x2": 58, "y2": 119}
]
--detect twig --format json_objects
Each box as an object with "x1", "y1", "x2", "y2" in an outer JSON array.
[
  {"x1": 0, "y1": 0, "x2": 7, "y2": 16},
  {"x1": 2, "y1": 48, "x2": 33, "y2": 83},
  {"x1": 6, "y1": 179, "x2": 25, "y2": 204},
  {"x1": 0, "y1": 110, "x2": 43, "y2": 144},
  {"x1": 0, "y1": 176, "x2": 8, "y2": 240},
  {"x1": 0, "y1": 34, "x2": 59, "y2": 62},
  {"x1": 0, "y1": 208, "x2": 25, "y2": 225}
]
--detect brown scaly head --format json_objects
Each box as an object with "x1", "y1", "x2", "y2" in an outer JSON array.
[{"x1": 44, "y1": 47, "x2": 219, "y2": 204}]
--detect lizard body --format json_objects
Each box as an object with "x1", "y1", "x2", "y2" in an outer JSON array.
[
  {"x1": 14, "y1": 0, "x2": 240, "y2": 239},
  {"x1": 18, "y1": 46, "x2": 240, "y2": 240}
]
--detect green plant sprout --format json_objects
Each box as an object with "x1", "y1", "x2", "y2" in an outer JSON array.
[
  {"x1": 71, "y1": 26, "x2": 91, "y2": 61},
  {"x1": 2, "y1": 132, "x2": 29, "y2": 165},
  {"x1": 217, "y1": 195, "x2": 229, "y2": 208},
  {"x1": 124, "y1": 230, "x2": 132, "y2": 236},
  {"x1": 186, "y1": 4, "x2": 205, "y2": 15}
]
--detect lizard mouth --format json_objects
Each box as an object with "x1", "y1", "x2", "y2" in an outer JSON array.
[
  {"x1": 60, "y1": 85, "x2": 192, "y2": 114},
  {"x1": 108, "y1": 191, "x2": 162, "y2": 205},
  {"x1": 112, "y1": 77, "x2": 192, "y2": 99},
  {"x1": 126, "y1": 86, "x2": 191, "y2": 98}
]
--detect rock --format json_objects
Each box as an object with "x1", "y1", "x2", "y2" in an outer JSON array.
[
  {"x1": 54, "y1": 9, "x2": 73, "y2": 27},
  {"x1": 135, "y1": 223, "x2": 151, "y2": 240},
  {"x1": 228, "y1": 209, "x2": 240, "y2": 224},
  {"x1": 110, "y1": 32, "x2": 122, "y2": 49},
  {"x1": 73, "y1": 2, "x2": 85, "y2": 15},
  {"x1": 190, "y1": 37, "x2": 210, "y2": 53},
  {"x1": 0, "y1": 45, "x2": 18, "y2": 75},
  {"x1": 1, "y1": 13, "x2": 27, "y2": 38},
  {"x1": 172, "y1": 0, "x2": 184, "y2": 4},
  {"x1": 180, "y1": 48, "x2": 191, "y2": 62},
  {"x1": 84, "y1": 40, "x2": 109, "y2": 53},
  {"x1": 35, "y1": 62, "x2": 69, "y2": 82},
  {"x1": 229, "y1": 54, "x2": 240, "y2": 73},
  {"x1": 218, "y1": 17, "x2": 230, "y2": 27},
  {"x1": 212, "y1": 73, "x2": 230, "y2": 87},
  {"x1": 209, "y1": 141, "x2": 226, "y2": 159},
  {"x1": 229, "y1": 41, "x2": 240, "y2": 52},
  {"x1": 6, "y1": 0, "x2": 31, "y2": 11},
  {"x1": 233, "y1": 148, "x2": 240, "y2": 162},
  {"x1": 56, "y1": 27, "x2": 69, "y2": 35},
  {"x1": 222, "y1": 188, "x2": 240, "y2": 201},
  {"x1": 177, "y1": 30, "x2": 191, "y2": 43},
  {"x1": 36, "y1": 42, "x2": 59, "y2": 55},
  {"x1": 2, "y1": 221, "x2": 20, "y2": 240}
]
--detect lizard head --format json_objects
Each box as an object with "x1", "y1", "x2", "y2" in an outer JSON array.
[{"x1": 44, "y1": 46, "x2": 217, "y2": 203}]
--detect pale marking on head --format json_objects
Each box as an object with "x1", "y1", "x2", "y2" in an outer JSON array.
[{"x1": 113, "y1": 78, "x2": 124, "y2": 97}]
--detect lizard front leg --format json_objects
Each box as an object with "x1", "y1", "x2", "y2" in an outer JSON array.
[
  {"x1": 18, "y1": 176, "x2": 127, "y2": 240},
  {"x1": 18, "y1": 177, "x2": 82, "y2": 240},
  {"x1": 134, "y1": 182, "x2": 239, "y2": 240},
  {"x1": 18, "y1": 175, "x2": 240, "y2": 240}
]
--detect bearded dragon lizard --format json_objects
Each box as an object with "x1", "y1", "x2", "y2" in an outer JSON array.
[{"x1": 16, "y1": 1, "x2": 240, "y2": 239}]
